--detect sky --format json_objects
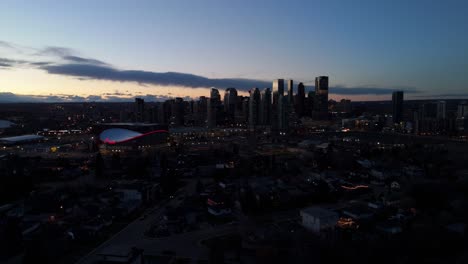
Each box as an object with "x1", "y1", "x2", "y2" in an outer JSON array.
[{"x1": 0, "y1": 0, "x2": 467, "y2": 102}]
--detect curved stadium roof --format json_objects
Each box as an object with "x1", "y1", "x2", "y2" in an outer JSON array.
[{"x1": 99, "y1": 128, "x2": 168, "y2": 145}]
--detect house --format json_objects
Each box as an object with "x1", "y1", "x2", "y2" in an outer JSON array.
[{"x1": 300, "y1": 207, "x2": 338, "y2": 234}]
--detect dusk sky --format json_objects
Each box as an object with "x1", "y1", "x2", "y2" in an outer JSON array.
[{"x1": 1, "y1": 0, "x2": 467, "y2": 102}]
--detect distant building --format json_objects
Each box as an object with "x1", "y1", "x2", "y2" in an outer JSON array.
[
  {"x1": 456, "y1": 101, "x2": 468, "y2": 132},
  {"x1": 287, "y1": 79, "x2": 294, "y2": 104},
  {"x1": 195, "y1": 96, "x2": 208, "y2": 126},
  {"x1": 392, "y1": 91, "x2": 404, "y2": 124},
  {"x1": 457, "y1": 101, "x2": 468, "y2": 118},
  {"x1": 249, "y1": 88, "x2": 261, "y2": 129},
  {"x1": 134, "y1": 98, "x2": 145, "y2": 122},
  {"x1": 169, "y1": 97, "x2": 184, "y2": 127},
  {"x1": 272, "y1": 79, "x2": 285, "y2": 96},
  {"x1": 260, "y1": 88, "x2": 272, "y2": 126},
  {"x1": 207, "y1": 88, "x2": 221, "y2": 128},
  {"x1": 296, "y1": 82, "x2": 305, "y2": 117},
  {"x1": 313, "y1": 76, "x2": 329, "y2": 120},
  {"x1": 300, "y1": 207, "x2": 338, "y2": 234},
  {"x1": 437, "y1": 101, "x2": 446, "y2": 119},
  {"x1": 96, "y1": 123, "x2": 168, "y2": 152},
  {"x1": 307, "y1": 91, "x2": 315, "y2": 117},
  {"x1": 272, "y1": 79, "x2": 288, "y2": 131},
  {"x1": 224, "y1": 88, "x2": 238, "y2": 123},
  {"x1": 336, "y1": 99, "x2": 352, "y2": 113}
]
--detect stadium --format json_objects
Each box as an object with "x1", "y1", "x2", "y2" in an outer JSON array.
[{"x1": 96, "y1": 123, "x2": 169, "y2": 152}]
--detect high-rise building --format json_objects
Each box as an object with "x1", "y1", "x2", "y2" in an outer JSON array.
[
  {"x1": 260, "y1": 88, "x2": 272, "y2": 126},
  {"x1": 170, "y1": 97, "x2": 185, "y2": 126},
  {"x1": 272, "y1": 79, "x2": 286, "y2": 130},
  {"x1": 437, "y1": 101, "x2": 446, "y2": 119},
  {"x1": 224, "y1": 88, "x2": 238, "y2": 123},
  {"x1": 135, "y1": 98, "x2": 145, "y2": 122},
  {"x1": 195, "y1": 96, "x2": 208, "y2": 126},
  {"x1": 249, "y1": 88, "x2": 261, "y2": 129},
  {"x1": 306, "y1": 91, "x2": 315, "y2": 117},
  {"x1": 272, "y1": 79, "x2": 285, "y2": 96},
  {"x1": 313, "y1": 76, "x2": 329, "y2": 120},
  {"x1": 288, "y1": 79, "x2": 294, "y2": 104},
  {"x1": 457, "y1": 101, "x2": 468, "y2": 118},
  {"x1": 296, "y1": 82, "x2": 305, "y2": 117},
  {"x1": 392, "y1": 91, "x2": 404, "y2": 124},
  {"x1": 456, "y1": 101, "x2": 468, "y2": 132},
  {"x1": 337, "y1": 99, "x2": 352, "y2": 113},
  {"x1": 207, "y1": 88, "x2": 221, "y2": 128}
]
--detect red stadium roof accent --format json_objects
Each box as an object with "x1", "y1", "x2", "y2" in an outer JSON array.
[{"x1": 99, "y1": 128, "x2": 168, "y2": 145}]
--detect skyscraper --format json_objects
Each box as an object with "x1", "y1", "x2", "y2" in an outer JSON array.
[
  {"x1": 224, "y1": 88, "x2": 238, "y2": 124},
  {"x1": 249, "y1": 88, "x2": 261, "y2": 129},
  {"x1": 272, "y1": 79, "x2": 284, "y2": 96},
  {"x1": 457, "y1": 101, "x2": 468, "y2": 118},
  {"x1": 313, "y1": 76, "x2": 329, "y2": 120},
  {"x1": 135, "y1": 98, "x2": 145, "y2": 122},
  {"x1": 307, "y1": 91, "x2": 315, "y2": 117},
  {"x1": 272, "y1": 79, "x2": 286, "y2": 131},
  {"x1": 296, "y1": 82, "x2": 305, "y2": 117},
  {"x1": 260, "y1": 88, "x2": 272, "y2": 126},
  {"x1": 207, "y1": 88, "x2": 221, "y2": 128},
  {"x1": 437, "y1": 101, "x2": 446, "y2": 119},
  {"x1": 224, "y1": 88, "x2": 237, "y2": 114},
  {"x1": 288, "y1": 79, "x2": 294, "y2": 104},
  {"x1": 392, "y1": 91, "x2": 404, "y2": 124},
  {"x1": 170, "y1": 97, "x2": 185, "y2": 126}
]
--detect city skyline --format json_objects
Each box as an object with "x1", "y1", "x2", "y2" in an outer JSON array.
[{"x1": 1, "y1": 0, "x2": 468, "y2": 102}]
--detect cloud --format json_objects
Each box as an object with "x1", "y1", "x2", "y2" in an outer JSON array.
[
  {"x1": 0, "y1": 92, "x2": 179, "y2": 103},
  {"x1": 41, "y1": 63, "x2": 271, "y2": 90},
  {"x1": 329, "y1": 85, "x2": 420, "y2": 95},
  {"x1": 1, "y1": 40, "x2": 423, "y2": 97},
  {"x1": 0, "y1": 41, "x2": 15, "y2": 49},
  {"x1": 36, "y1": 46, "x2": 75, "y2": 57},
  {"x1": 63, "y1": 55, "x2": 108, "y2": 65},
  {"x1": 29, "y1": 61, "x2": 51, "y2": 66},
  {"x1": 411, "y1": 93, "x2": 468, "y2": 99},
  {"x1": 0, "y1": 58, "x2": 24, "y2": 68}
]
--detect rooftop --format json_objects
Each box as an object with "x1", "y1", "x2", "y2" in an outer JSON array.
[
  {"x1": 0, "y1": 134, "x2": 44, "y2": 143},
  {"x1": 301, "y1": 207, "x2": 337, "y2": 218},
  {"x1": 102, "y1": 122, "x2": 161, "y2": 127}
]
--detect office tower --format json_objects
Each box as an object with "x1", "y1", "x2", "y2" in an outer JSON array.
[
  {"x1": 272, "y1": 79, "x2": 285, "y2": 96},
  {"x1": 421, "y1": 103, "x2": 437, "y2": 120},
  {"x1": 272, "y1": 79, "x2": 285, "y2": 131},
  {"x1": 437, "y1": 101, "x2": 446, "y2": 119},
  {"x1": 337, "y1": 99, "x2": 352, "y2": 113},
  {"x1": 210, "y1": 88, "x2": 221, "y2": 104},
  {"x1": 288, "y1": 79, "x2": 294, "y2": 104},
  {"x1": 249, "y1": 88, "x2": 261, "y2": 129},
  {"x1": 392, "y1": 91, "x2": 404, "y2": 124},
  {"x1": 135, "y1": 98, "x2": 145, "y2": 122},
  {"x1": 195, "y1": 96, "x2": 208, "y2": 126},
  {"x1": 313, "y1": 76, "x2": 329, "y2": 120},
  {"x1": 457, "y1": 101, "x2": 468, "y2": 118},
  {"x1": 260, "y1": 88, "x2": 272, "y2": 126},
  {"x1": 207, "y1": 88, "x2": 221, "y2": 128},
  {"x1": 306, "y1": 91, "x2": 315, "y2": 117},
  {"x1": 456, "y1": 101, "x2": 468, "y2": 132},
  {"x1": 170, "y1": 97, "x2": 184, "y2": 126},
  {"x1": 224, "y1": 88, "x2": 238, "y2": 123},
  {"x1": 417, "y1": 102, "x2": 438, "y2": 133},
  {"x1": 242, "y1": 97, "x2": 250, "y2": 124},
  {"x1": 296, "y1": 82, "x2": 305, "y2": 117},
  {"x1": 158, "y1": 100, "x2": 172, "y2": 124}
]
